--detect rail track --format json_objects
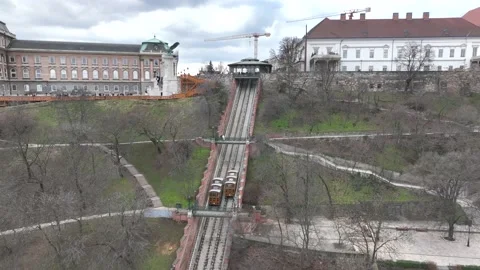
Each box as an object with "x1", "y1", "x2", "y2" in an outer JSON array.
[{"x1": 188, "y1": 78, "x2": 257, "y2": 270}]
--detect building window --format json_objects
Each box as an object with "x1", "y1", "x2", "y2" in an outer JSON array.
[
  {"x1": 383, "y1": 49, "x2": 388, "y2": 58},
  {"x1": 113, "y1": 70, "x2": 119, "y2": 79},
  {"x1": 71, "y1": 57, "x2": 76, "y2": 65},
  {"x1": 61, "y1": 69, "x2": 67, "y2": 79},
  {"x1": 154, "y1": 59, "x2": 159, "y2": 66},
  {"x1": 342, "y1": 49, "x2": 347, "y2": 58},
  {"x1": 104, "y1": 85, "x2": 109, "y2": 91},
  {"x1": 355, "y1": 66, "x2": 360, "y2": 71},
  {"x1": 133, "y1": 85, "x2": 138, "y2": 92},
  {"x1": 133, "y1": 70, "x2": 138, "y2": 79},
  {"x1": 450, "y1": 49, "x2": 454, "y2": 57},
  {"x1": 60, "y1": 56, "x2": 66, "y2": 65},
  {"x1": 82, "y1": 57, "x2": 88, "y2": 65},
  {"x1": 438, "y1": 49, "x2": 443, "y2": 58},
  {"x1": 83, "y1": 85, "x2": 87, "y2": 90},
  {"x1": 460, "y1": 65, "x2": 464, "y2": 70},
  {"x1": 114, "y1": 85, "x2": 119, "y2": 92},
  {"x1": 145, "y1": 71, "x2": 150, "y2": 80},
  {"x1": 103, "y1": 58, "x2": 108, "y2": 65},
  {"x1": 396, "y1": 65, "x2": 401, "y2": 71},
  {"x1": 397, "y1": 50, "x2": 402, "y2": 58},
  {"x1": 368, "y1": 66, "x2": 374, "y2": 71},
  {"x1": 369, "y1": 49, "x2": 374, "y2": 58},
  {"x1": 35, "y1": 69, "x2": 41, "y2": 78},
  {"x1": 24, "y1": 85, "x2": 29, "y2": 92},
  {"x1": 123, "y1": 58, "x2": 128, "y2": 65},
  {"x1": 461, "y1": 48, "x2": 466, "y2": 57},
  {"x1": 92, "y1": 58, "x2": 98, "y2": 65},
  {"x1": 133, "y1": 59, "x2": 138, "y2": 66},
  {"x1": 113, "y1": 58, "x2": 118, "y2": 66},
  {"x1": 34, "y1": 56, "x2": 41, "y2": 64},
  {"x1": 449, "y1": 65, "x2": 453, "y2": 71},
  {"x1": 11, "y1": 85, "x2": 17, "y2": 91},
  {"x1": 123, "y1": 85, "x2": 128, "y2": 92},
  {"x1": 22, "y1": 56, "x2": 28, "y2": 63},
  {"x1": 50, "y1": 69, "x2": 56, "y2": 79},
  {"x1": 49, "y1": 56, "x2": 55, "y2": 64},
  {"x1": 173, "y1": 62, "x2": 177, "y2": 76},
  {"x1": 437, "y1": 66, "x2": 442, "y2": 71},
  {"x1": 144, "y1": 59, "x2": 150, "y2": 66},
  {"x1": 82, "y1": 70, "x2": 88, "y2": 79},
  {"x1": 51, "y1": 85, "x2": 56, "y2": 91},
  {"x1": 356, "y1": 49, "x2": 360, "y2": 58},
  {"x1": 123, "y1": 70, "x2": 128, "y2": 79},
  {"x1": 424, "y1": 66, "x2": 430, "y2": 71},
  {"x1": 382, "y1": 66, "x2": 387, "y2": 71},
  {"x1": 93, "y1": 70, "x2": 99, "y2": 79},
  {"x1": 425, "y1": 48, "x2": 431, "y2": 58},
  {"x1": 23, "y1": 69, "x2": 29, "y2": 78},
  {"x1": 473, "y1": 47, "x2": 478, "y2": 57},
  {"x1": 9, "y1": 56, "x2": 15, "y2": 63},
  {"x1": 10, "y1": 68, "x2": 16, "y2": 78},
  {"x1": 103, "y1": 70, "x2": 109, "y2": 79},
  {"x1": 341, "y1": 66, "x2": 347, "y2": 71},
  {"x1": 72, "y1": 69, "x2": 78, "y2": 79},
  {"x1": 0, "y1": 54, "x2": 4, "y2": 63},
  {"x1": 94, "y1": 85, "x2": 99, "y2": 92}
]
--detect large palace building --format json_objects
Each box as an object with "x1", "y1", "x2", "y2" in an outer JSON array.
[{"x1": 0, "y1": 21, "x2": 179, "y2": 96}]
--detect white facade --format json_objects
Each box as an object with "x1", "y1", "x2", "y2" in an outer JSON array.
[{"x1": 305, "y1": 37, "x2": 480, "y2": 72}]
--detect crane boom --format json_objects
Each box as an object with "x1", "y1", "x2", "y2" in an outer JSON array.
[
  {"x1": 204, "y1": 32, "x2": 271, "y2": 59},
  {"x1": 286, "y1": 7, "x2": 371, "y2": 23}
]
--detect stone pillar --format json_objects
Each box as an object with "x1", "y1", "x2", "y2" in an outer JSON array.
[{"x1": 161, "y1": 54, "x2": 179, "y2": 96}]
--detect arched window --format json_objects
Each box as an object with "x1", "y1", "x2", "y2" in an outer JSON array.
[
  {"x1": 133, "y1": 70, "x2": 138, "y2": 80},
  {"x1": 60, "y1": 69, "x2": 67, "y2": 79},
  {"x1": 114, "y1": 85, "x2": 119, "y2": 92},
  {"x1": 82, "y1": 70, "x2": 88, "y2": 79},
  {"x1": 103, "y1": 70, "x2": 109, "y2": 79},
  {"x1": 123, "y1": 70, "x2": 128, "y2": 79},
  {"x1": 10, "y1": 68, "x2": 16, "y2": 78},
  {"x1": 104, "y1": 85, "x2": 109, "y2": 91},
  {"x1": 24, "y1": 85, "x2": 30, "y2": 92},
  {"x1": 71, "y1": 69, "x2": 78, "y2": 79},
  {"x1": 113, "y1": 70, "x2": 119, "y2": 79},
  {"x1": 145, "y1": 71, "x2": 150, "y2": 80},
  {"x1": 23, "y1": 68, "x2": 29, "y2": 78},
  {"x1": 93, "y1": 70, "x2": 99, "y2": 79},
  {"x1": 50, "y1": 69, "x2": 56, "y2": 79}
]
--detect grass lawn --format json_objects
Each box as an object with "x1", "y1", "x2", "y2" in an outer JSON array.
[
  {"x1": 141, "y1": 218, "x2": 185, "y2": 270},
  {"x1": 267, "y1": 110, "x2": 375, "y2": 134},
  {"x1": 120, "y1": 143, "x2": 210, "y2": 207}
]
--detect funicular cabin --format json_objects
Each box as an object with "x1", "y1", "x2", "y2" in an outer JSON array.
[
  {"x1": 228, "y1": 58, "x2": 272, "y2": 79},
  {"x1": 208, "y1": 183, "x2": 223, "y2": 206},
  {"x1": 227, "y1": 169, "x2": 238, "y2": 178},
  {"x1": 224, "y1": 176, "x2": 237, "y2": 198}
]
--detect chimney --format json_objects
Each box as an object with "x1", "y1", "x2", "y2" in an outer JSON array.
[
  {"x1": 406, "y1": 12, "x2": 412, "y2": 20},
  {"x1": 423, "y1": 12, "x2": 430, "y2": 20},
  {"x1": 360, "y1": 13, "x2": 366, "y2": 21},
  {"x1": 393, "y1": 13, "x2": 399, "y2": 20},
  {"x1": 340, "y1": 13, "x2": 346, "y2": 21}
]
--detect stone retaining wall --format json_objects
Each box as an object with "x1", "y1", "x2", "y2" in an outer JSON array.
[
  {"x1": 218, "y1": 79, "x2": 237, "y2": 137},
  {"x1": 249, "y1": 79, "x2": 261, "y2": 137}
]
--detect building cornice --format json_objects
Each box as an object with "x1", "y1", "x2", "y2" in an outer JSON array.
[{"x1": 6, "y1": 48, "x2": 141, "y2": 55}]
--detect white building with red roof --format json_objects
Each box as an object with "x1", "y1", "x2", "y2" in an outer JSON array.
[{"x1": 301, "y1": 9, "x2": 480, "y2": 72}]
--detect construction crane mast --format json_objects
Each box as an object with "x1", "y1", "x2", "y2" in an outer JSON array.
[
  {"x1": 204, "y1": 32, "x2": 271, "y2": 59},
  {"x1": 286, "y1": 7, "x2": 371, "y2": 71}
]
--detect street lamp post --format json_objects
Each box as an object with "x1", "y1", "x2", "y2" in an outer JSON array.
[{"x1": 467, "y1": 218, "x2": 472, "y2": 247}]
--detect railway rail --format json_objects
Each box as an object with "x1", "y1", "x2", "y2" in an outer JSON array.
[{"x1": 188, "y1": 78, "x2": 257, "y2": 270}]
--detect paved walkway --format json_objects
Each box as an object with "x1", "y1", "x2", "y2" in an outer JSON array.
[{"x1": 249, "y1": 217, "x2": 480, "y2": 267}]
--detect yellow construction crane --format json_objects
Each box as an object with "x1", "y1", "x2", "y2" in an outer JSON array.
[
  {"x1": 286, "y1": 7, "x2": 371, "y2": 71},
  {"x1": 204, "y1": 32, "x2": 271, "y2": 59}
]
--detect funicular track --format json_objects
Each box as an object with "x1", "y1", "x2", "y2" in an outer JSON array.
[{"x1": 188, "y1": 78, "x2": 257, "y2": 270}]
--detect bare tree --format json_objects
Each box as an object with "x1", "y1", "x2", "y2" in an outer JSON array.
[
  {"x1": 412, "y1": 150, "x2": 480, "y2": 240},
  {"x1": 339, "y1": 201, "x2": 410, "y2": 269},
  {"x1": 396, "y1": 41, "x2": 434, "y2": 92},
  {"x1": 313, "y1": 60, "x2": 338, "y2": 102},
  {"x1": 53, "y1": 99, "x2": 95, "y2": 143},
  {"x1": 270, "y1": 37, "x2": 308, "y2": 102}
]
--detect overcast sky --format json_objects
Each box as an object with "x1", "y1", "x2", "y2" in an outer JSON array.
[{"x1": 1, "y1": 0, "x2": 479, "y2": 75}]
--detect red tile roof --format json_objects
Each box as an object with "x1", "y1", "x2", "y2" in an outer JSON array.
[
  {"x1": 463, "y1": 7, "x2": 480, "y2": 26},
  {"x1": 307, "y1": 16, "x2": 480, "y2": 39}
]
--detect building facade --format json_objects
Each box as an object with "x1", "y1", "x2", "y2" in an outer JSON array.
[
  {"x1": 301, "y1": 9, "x2": 480, "y2": 72},
  {"x1": 0, "y1": 21, "x2": 179, "y2": 96}
]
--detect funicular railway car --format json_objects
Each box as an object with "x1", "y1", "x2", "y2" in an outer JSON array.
[
  {"x1": 227, "y1": 169, "x2": 238, "y2": 178},
  {"x1": 208, "y1": 178, "x2": 224, "y2": 206},
  {"x1": 224, "y1": 176, "x2": 237, "y2": 198}
]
